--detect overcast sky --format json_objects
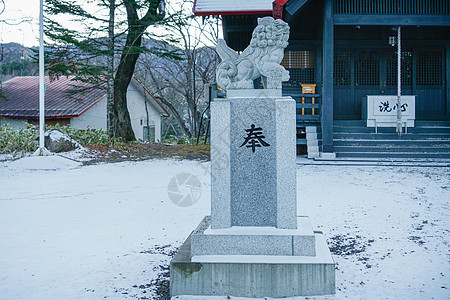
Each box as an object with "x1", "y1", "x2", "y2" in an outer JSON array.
[
  {"x1": 1, "y1": 0, "x2": 129, "y2": 47},
  {"x1": 1, "y1": 0, "x2": 40, "y2": 47},
  {"x1": 1, "y1": 0, "x2": 218, "y2": 48}
]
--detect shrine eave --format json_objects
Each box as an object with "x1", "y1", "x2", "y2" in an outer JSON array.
[
  {"x1": 193, "y1": 9, "x2": 273, "y2": 16},
  {"x1": 192, "y1": 0, "x2": 273, "y2": 16}
]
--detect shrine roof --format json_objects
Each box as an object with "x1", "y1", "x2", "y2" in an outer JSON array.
[{"x1": 193, "y1": 0, "x2": 274, "y2": 16}]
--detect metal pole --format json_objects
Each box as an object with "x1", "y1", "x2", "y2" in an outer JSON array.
[
  {"x1": 39, "y1": 0, "x2": 44, "y2": 149},
  {"x1": 396, "y1": 26, "x2": 402, "y2": 136},
  {"x1": 34, "y1": 0, "x2": 50, "y2": 156}
]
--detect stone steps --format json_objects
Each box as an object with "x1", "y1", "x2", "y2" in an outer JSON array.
[
  {"x1": 334, "y1": 145, "x2": 450, "y2": 153},
  {"x1": 331, "y1": 121, "x2": 450, "y2": 159},
  {"x1": 333, "y1": 139, "x2": 450, "y2": 147},
  {"x1": 302, "y1": 121, "x2": 450, "y2": 159},
  {"x1": 336, "y1": 151, "x2": 450, "y2": 159}
]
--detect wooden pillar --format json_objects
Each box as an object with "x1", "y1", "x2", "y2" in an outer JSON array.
[
  {"x1": 446, "y1": 46, "x2": 450, "y2": 120},
  {"x1": 322, "y1": 0, "x2": 334, "y2": 153}
]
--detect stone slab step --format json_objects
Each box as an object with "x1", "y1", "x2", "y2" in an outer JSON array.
[
  {"x1": 333, "y1": 126, "x2": 450, "y2": 134},
  {"x1": 333, "y1": 139, "x2": 450, "y2": 146},
  {"x1": 333, "y1": 133, "x2": 450, "y2": 140},
  {"x1": 296, "y1": 139, "x2": 307, "y2": 145},
  {"x1": 298, "y1": 157, "x2": 450, "y2": 167},
  {"x1": 336, "y1": 152, "x2": 450, "y2": 159},
  {"x1": 334, "y1": 146, "x2": 450, "y2": 153}
]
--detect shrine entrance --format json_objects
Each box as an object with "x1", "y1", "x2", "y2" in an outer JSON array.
[{"x1": 333, "y1": 48, "x2": 446, "y2": 120}]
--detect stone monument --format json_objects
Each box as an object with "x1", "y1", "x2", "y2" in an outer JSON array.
[{"x1": 170, "y1": 17, "x2": 335, "y2": 297}]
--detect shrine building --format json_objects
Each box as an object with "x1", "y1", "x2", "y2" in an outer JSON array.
[{"x1": 194, "y1": 0, "x2": 450, "y2": 158}]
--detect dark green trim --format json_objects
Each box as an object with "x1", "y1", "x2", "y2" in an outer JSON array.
[
  {"x1": 285, "y1": 0, "x2": 311, "y2": 20},
  {"x1": 446, "y1": 46, "x2": 450, "y2": 120},
  {"x1": 322, "y1": 0, "x2": 334, "y2": 153},
  {"x1": 334, "y1": 14, "x2": 450, "y2": 26}
]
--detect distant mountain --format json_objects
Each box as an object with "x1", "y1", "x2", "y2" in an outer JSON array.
[
  {"x1": 0, "y1": 38, "x2": 217, "y2": 82},
  {"x1": 0, "y1": 43, "x2": 35, "y2": 63}
]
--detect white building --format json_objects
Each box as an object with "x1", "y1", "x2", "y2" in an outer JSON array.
[{"x1": 0, "y1": 76, "x2": 169, "y2": 141}]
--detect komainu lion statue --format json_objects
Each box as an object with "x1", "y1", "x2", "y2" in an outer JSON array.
[{"x1": 216, "y1": 16, "x2": 290, "y2": 90}]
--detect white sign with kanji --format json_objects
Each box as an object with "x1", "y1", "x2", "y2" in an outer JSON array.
[{"x1": 365, "y1": 95, "x2": 415, "y2": 129}]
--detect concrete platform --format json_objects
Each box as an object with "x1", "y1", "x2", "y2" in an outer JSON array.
[
  {"x1": 170, "y1": 226, "x2": 335, "y2": 297},
  {"x1": 191, "y1": 216, "x2": 316, "y2": 256}
]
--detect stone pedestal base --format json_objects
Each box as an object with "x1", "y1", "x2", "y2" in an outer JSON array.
[
  {"x1": 191, "y1": 216, "x2": 316, "y2": 256},
  {"x1": 170, "y1": 218, "x2": 335, "y2": 298},
  {"x1": 170, "y1": 91, "x2": 335, "y2": 297}
]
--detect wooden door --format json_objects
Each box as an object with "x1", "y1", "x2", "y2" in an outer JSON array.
[
  {"x1": 414, "y1": 49, "x2": 446, "y2": 120},
  {"x1": 333, "y1": 50, "x2": 354, "y2": 119},
  {"x1": 334, "y1": 49, "x2": 383, "y2": 119},
  {"x1": 334, "y1": 48, "x2": 447, "y2": 120},
  {"x1": 383, "y1": 49, "x2": 413, "y2": 96},
  {"x1": 353, "y1": 51, "x2": 382, "y2": 118}
]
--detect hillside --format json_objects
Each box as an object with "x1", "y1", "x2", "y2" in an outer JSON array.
[
  {"x1": 0, "y1": 38, "x2": 216, "y2": 82},
  {"x1": 0, "y1": 42, "x2": 35, "y2": 63}
]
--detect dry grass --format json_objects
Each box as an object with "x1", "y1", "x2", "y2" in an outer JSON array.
[{"x1": 83, "y1": 142, "x2": 210, "y2": 164}]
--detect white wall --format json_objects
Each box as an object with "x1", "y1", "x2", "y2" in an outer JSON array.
[
  {"x1": 70, "y1": 98, "x2": 107, "y2": 131},
  {"x1": 127, "y1": 82, "x2": 163, "y2": 142},
  {"x1": 0, "y1": 118, "x2": 28, "y2": 130},
  {"x1": 154, "y1": 113, "x2": 162, "y2": 142}
]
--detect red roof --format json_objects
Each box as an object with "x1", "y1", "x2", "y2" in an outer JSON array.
[
  {"x1": 0, "y1": 76, "x2": 106, "y2": 119},
  {"x1": 0, "y1": 76, "x2": 169, "y2": 119}
]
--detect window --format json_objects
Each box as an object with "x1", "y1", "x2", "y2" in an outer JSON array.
[
  {"x1": 387, "y1": 50, "x2": 413, "y2": 86},
  {"x1": 416, "y1": 51, "x2": 443, "y2": 86},
  {"x1": 355, "y1": 51, "x2": 379, "y2": 86},
  {"x1": 334, "y1": 50, "x2": 351, "y2": 86},
  {"x1": 281, "y1": 51, "x2": 315, "y2": 86}
]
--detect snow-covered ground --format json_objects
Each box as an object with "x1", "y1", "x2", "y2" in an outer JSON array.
[{"x1": 0, "y1": 156, "x2": 448, "y2": 300}]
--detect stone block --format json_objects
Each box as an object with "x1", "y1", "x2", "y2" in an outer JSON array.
[
  {"x1": 306, "y1": 132, "x2": 317, "y2": 140},
  {"x1": 320, "y1": 152, "x2": 337, "y2": 159},
  {"x1": 308, "y1": 146, "x2": 319, "y2": 153},
  {"x1": 210, "y1": 99, "x2": 231, "y2": 229},
  {"x1": 192, "y1": 232, "x2": 293, "y2": 256},
  {"x1": 275, "y1": 98, "x2": 297, "y2": 229},
  {"x1": 307, "y1": 139, "x2": 318, "y2": 146},
  {"x1": 230, "y1": 97, "x2": 277, "y2": 227},
  {"x1": 211, "y1": 96, "x2": 297, "y2": 229},
  {"x1": 293, "y1": 234, "x2": 316, "y2": 256},
  {"x1": 191, "y1": 216, "x2": 315, "y2": 256},
  {"x1": 171, "y1": 233, "x2": 335, "y2": 297},
  {"x1": 308, "y1": 151, "x2": 320, "y2": 159}
]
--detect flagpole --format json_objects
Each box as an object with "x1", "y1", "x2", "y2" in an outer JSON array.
[{"x1": 34, "y1": 0, "x2": 50, "y2": 156}]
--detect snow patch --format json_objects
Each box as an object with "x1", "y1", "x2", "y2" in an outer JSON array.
[
  {"x1": 5, "y1": 155, "x2": 82, "y2": 171},
  {"x1": 58, "y1": 146, "x2": 96, "y2": 162},
  {"x1": 0, "y1": 160, "x2": 448, "y2": 299}
]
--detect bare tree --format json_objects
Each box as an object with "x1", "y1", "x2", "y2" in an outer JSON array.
[
  {"x1": 45, "y1": 0, "x2": 166, "y2": 141},
  {"x1": 137, "y1": 0, "x2": 220, "y2": 138},
  {"x1": 106, "y1": 0, "x2": 115, "y2": 138}
]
